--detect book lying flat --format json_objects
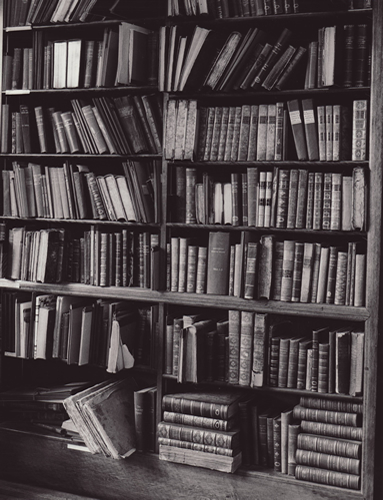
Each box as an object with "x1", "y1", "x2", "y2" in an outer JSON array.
[{"x1": 159, "y1": 444, "x2": 242, "y2": 473}]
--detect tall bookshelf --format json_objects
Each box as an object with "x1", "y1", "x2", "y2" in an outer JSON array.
[{"x1": 0, "y1": 1, "x2": 381, "y2": 500}]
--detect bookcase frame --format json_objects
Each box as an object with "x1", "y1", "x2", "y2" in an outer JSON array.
[{"x1": 0, "y1": 1, "x2": 381, "y2": 500}]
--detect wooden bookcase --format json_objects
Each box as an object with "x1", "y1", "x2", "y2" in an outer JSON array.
[{"x1": 0, "y1": 1, "x2": 381, "y2": 499}]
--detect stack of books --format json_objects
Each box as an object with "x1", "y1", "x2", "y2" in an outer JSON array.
[
  {"x1": 158, "y1": 390, "x2": 244, "y2": 473},
  {"x1": 293, "y1": 397, "x2": 363, "y2": 490}
]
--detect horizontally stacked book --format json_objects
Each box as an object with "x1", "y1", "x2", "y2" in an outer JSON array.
[
  {"x1": 0, "y1": 382, "x2": 89, "y2": 432},
  {"x1": 158, "y1": 391, "x2": 243, "y2": 473},
  {"x1": 293, "y1": 397, "x2": 363, "y2": 490}
]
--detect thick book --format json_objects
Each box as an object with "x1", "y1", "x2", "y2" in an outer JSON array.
[
  {"x1": 297, "y1": 433, "x2": 361, "y2": 459},
  {"x1": 300, "y1": 420, "x2": 362, "y2": 442},
  {"x1": 287, "y1": 99, "x2": 308, "y2": 160},
  {"x1": 157, "y1": 421, "x2": 240, "y2": 449},
  {"x1": 162, "y1": 391, "x2": 243, "y2": 420},
  {"x1": 301, "y1": 99, "x2": 319, "y2": 160},
  {"x1": 293, "y1": 405, "x2": 362, "y2": 427},
  {"x1": 295, "y1": 464, "x2": 360, "y2": 490},
  {"x1": 159, "y1": 444, "x2": 242, "y2": 473},
  {"x1": 163, "y1": 411, "x2": 238, "y2": 432},
  {"x1": 299, "y1": 397, "x2": 363, "y2": 415},
  {"x1": 206, "y1": 232, "x2": 230, "y2": 295}
]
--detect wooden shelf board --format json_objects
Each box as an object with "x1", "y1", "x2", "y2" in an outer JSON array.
[
  {"x1": 0, "y1": 216, "x2": 160, "y2": 228},
  {"x1": 0, "y1": 280, "x2": 369, "y2": 320}
]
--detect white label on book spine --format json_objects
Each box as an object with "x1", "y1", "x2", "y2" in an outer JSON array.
[
  {"x1": 303, "y1": 109, "x2": 315, "y2": 124},
  {"x1": 289, "y1": 110, "x2": 301, "y2": 125}
]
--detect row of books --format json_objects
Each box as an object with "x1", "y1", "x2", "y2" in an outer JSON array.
[
  {"x1": 6, "y1": 0, "x2": 370, "y2": 27},
  {"x1": 2, "y1": 160, "x2": 159, "y2": 223},
  {"x1": 171, "y1": 166, "x2": 366, "y2": 232},
  {"x1": 158, "y1": 390, "x2": 244, "y2": 473},
  {"x1": 2, "y1": 290, "x2": 157, "y2": 370},
  {"x1": 6, "y1": 0, "x2": 110, "y2": 26},
  {"x1": 165, "y1": 98, "x2": 368, "y2": 162},
  {"x1": 1, "y1": 94, "x2": 162, "y2": 155},
  {"x1": 168, "y1": 232, "x2": 366, "y2": 306},
  {"x1": 159, "y1": 25, "x2": 302, "y2": 93},
  {"x1": 165, "y1": 310, "x2": 364, "y2": 395},
  {"x1": 4, "y1": 23, "x2": 158, "y2": 90},
  {"x1": 168, "y1": 0, "x2": 299, "y2": 17},
  {"x1": 266, "y1": 321, "x2": 364, "y2": 396},
  {"x1": 6, "y1": 0, "x2": 168, "y2": 27},
  {"x1": 159, "y1": 22, "x2": 370, "y2": 93},
  {"x1": 5, "y1": 226, "x2": 159, "y2": 289},
  {"x1": 167, "y1": 0, "x2": 371, "y2": 18},
  {"x1": 305, "y1": 24, "x2": 369, "y2": 89}
]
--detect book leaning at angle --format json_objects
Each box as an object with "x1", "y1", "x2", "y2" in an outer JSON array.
[{"x1": 63, "y1": 377, "x2": 138, "y2": 459}]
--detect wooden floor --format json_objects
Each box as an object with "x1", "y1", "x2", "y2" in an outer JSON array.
[{"x1": 0, "y1": 480, "x2": 97, "y2": 500}]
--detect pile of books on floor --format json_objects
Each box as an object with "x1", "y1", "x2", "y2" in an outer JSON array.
[
  {"x1": 158, "y1": 390, "x2": 243, "y2": 473},
  {"x1": 293, "y1": 396, "x2": 363, "y2": 490},
  {"x1": 0, "y1": 382, "x2": 90, "y2": 437},
  {"x1": 63, "y1": 377, "x2": 138, "y2": 459}
]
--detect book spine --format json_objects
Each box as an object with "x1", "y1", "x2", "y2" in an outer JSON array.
[
  {"x1": 280, "y1": 240, "x2": 295, "y2": 302},
  {"x1": 228, "y1": 309, "x2": 241, "y2": 385},
  {"x1": 295, "y1": 465, "x2": 360, "y2": 490},
  {"x1": 293, "y1": 406, "x2": 361, "y2": 427},
  {"x1": 288, "y1": 423, "x2": 300, "y2": 475},
  {"x1": 291, "y1": 241, "x2": 304, "y2": 303},
  {"x1": 157, "y1": 422, "x2": 239, "y2": 449},
  {"x1": 239, "y1": 311, "x2": 254, "y2": 387},
  {"x1": 352, "y1": 100, "x2": 368, "y2": 161},
  {"x1": 296, "y1": 449, "x2": 360, "y2": 475},
  {"x1": 251, "y1": 313, "x2": 268, "y2": 387},
  {"x1": 297, "y1": 434, "x2": 361, "y2": 459},
  {"x1": 275, "y1": 169, "x2": 290, "y2": 229},
  {"x1": 286, "y1": 169, "x2": 298, "y2": 229},
  {"x1": 162, "y1": 396, "x2": 232, "y2": 420},
  {"x1": 185, "y1": 168, "x2": 197, "y2": 224},
  {"x1": 318, "y1": 342, "x2": 329, "y2": 393}
]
